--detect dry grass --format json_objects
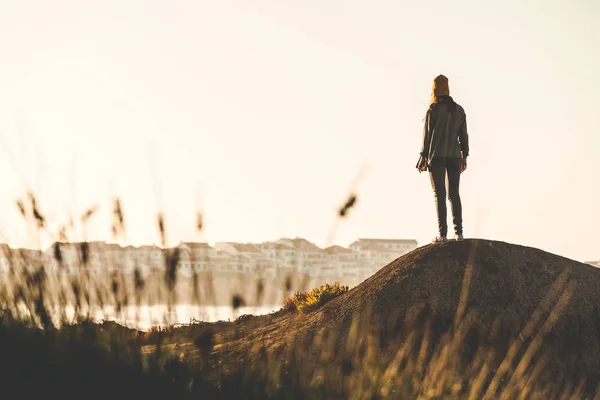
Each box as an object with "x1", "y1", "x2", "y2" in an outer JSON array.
[
  {"x1": 283, "y1": 282, "x2": 349, "y2": 313},
  {"x1": 1, "y1": 193, "x2": 599, "y2": 399}
]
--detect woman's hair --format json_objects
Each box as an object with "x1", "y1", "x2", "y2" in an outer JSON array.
[
  {"x1": 428, "y1": 74, "x2": 457, "y2": 112},
  {"x1": 430, "y1": 74, "x2": 450, "y2": 106}
]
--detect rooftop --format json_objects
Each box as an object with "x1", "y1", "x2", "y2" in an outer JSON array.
[
  {"x1": 230, "y1": 243, "x2": 262, "y2": 253},
  {"x1": 181, "y1": 242, "x2": 213, "y2": 249},
  {"x1": 272, "y1": 243, "x2": 297, "y2": 251},
  {"x1": 357, "y1": 242, "x2": 405, "y2": 253},
  {"x1": 351, "y1": 238, "x2": 418, "y2": 245},
  {"x1": 324, "y1": 245, "x2": 353, "y2": 254},
  {"x1": 281, "y1": 238, "x2": 323, "y2": 252}
]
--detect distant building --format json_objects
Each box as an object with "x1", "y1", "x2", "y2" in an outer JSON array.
[
  {"x1": 278, "y1": 238, "x2": 327, "y2": 266},
  {"x1": 176, "y1": 242, "x2": 216, "y2": 275},
  {"x1": 209, "y1": 251, "x2": 236, "y2": 273},
  {"x1": 1, "y1": 236, "x2": 421, "y2": 281},
  {"x1": 324, "y1": 245, "x2": 353, "y2": 256},
  {"x1": 349, "y1": 238, "x2": 418, "y2": 253},
  {"x1": 584, "y1": 260, "x2": 600, "y2": 268},
  {"x1": 253, "y1": 258, "x2": 278, "y2": 279},
  {"x1": 178, "y1": 242, "x2": 216, "y2": 259},
  {"x1": 136, "y1": 245, "x2": 164, "y2": 267},
  {"x1": 214, "y1": 242, "x2": 262, "y2": 257},
  {"x1": 44, "y1": 242, "x2": 85, "y2": 276},
  {"x1": 348, "y1": 238, "x2": 418, "y2": 274},
  {"x1": 260, "y1": 242, "x2": 304, "y2": 270},
  {"x1": 324, "y1": 245, "x2": 360, "y2": 277}
]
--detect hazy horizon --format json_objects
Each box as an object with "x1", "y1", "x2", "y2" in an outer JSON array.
[{"x1": 1, "y1": 1, "x2": 599, "y2": 262}]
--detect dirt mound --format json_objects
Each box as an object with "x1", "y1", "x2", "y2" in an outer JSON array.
[{"x1": 218, "y1": 239, "x2": 600, "y2": 395}]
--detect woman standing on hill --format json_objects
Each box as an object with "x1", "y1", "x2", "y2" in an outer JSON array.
[{"x1": 417, "y1": 75, "x2": 469, "y2": 244}]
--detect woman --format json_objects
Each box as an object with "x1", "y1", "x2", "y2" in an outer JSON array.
[{"x1": 417, "y1": 75, "x2": 469, "y2": 243}]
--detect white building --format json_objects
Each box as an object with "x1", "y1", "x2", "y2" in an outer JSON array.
[
  {"x1": 252, "y1": 258, "x2": 278, "y2": 279},
  {"x1": 257, "y1": 242, "x2": 300, "y2": 270},
  {"x1": 277, "y1": 238, "x2": 327, "y2": 268},
  {"x1": 214, "y1": 242, "x2": 262, "y2": 257},
  {"x1": 178, "y1": 242, "x2": 216, "y2": 259},
  {"x1": 128, "y1": 245, "x2": 162, "y2": 272},
  {"x1": 2, "y1": 236, "x2": 421, "y2": 281},
  {"x1": 44, "y1": 242, "x2": 84, "y2": 276},
  {"x1": 349, "y1": 238, "x2": 418, "y2": 254},
  {"x1": 324, "y1": 245, "x2": 361, "y2": 277},
  {"x1": 585, "y1": 260, "x2": 600, "y2": 268},
  {"x1": 175, "y1": 242, "x2": 214, "y2": 275},
  {"x1": 212, "y1": 242, "x2": 264, "y2": 274}
]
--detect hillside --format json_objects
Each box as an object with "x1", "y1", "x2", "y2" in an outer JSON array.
[{"x1": 214, "y1": 239, "x2": 600, "y2": 397}]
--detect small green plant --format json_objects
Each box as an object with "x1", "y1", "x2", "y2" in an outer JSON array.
[{"x1": 283, "y1": 282, "x2": 349, "y2": 313}]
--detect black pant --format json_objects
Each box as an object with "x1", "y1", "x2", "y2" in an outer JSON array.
[{"x1": 429, "y1": 158, "x2": 463, "y2": 237}]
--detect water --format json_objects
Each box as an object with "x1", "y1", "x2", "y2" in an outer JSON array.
[
  {"x1": 108, "y1": 304, "x2": 280, "y2": 330},
  {"x1": 14, "y1": 303, "x2": 280, "y2": 331}
]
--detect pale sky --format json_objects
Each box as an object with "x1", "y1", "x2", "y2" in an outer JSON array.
[{"x1": 0, "y1": 0, "x2": 599, "y2": 262}]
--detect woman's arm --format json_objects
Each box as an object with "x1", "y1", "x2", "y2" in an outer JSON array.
[
  {"x1": 459, "y1": 113, "x2": 469, "y2": 158},
  {"x1": 420, "y1": 110, "x2": 432, "y2": 158}
]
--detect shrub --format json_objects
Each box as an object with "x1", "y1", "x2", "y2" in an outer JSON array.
[{"x1": 283, "y1": 282, "x2": 349, "y2": 313}]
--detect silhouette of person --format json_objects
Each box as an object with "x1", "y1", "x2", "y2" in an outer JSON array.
[{"x1": 416, "y1": 75, "x2": 469, "y2": 243}]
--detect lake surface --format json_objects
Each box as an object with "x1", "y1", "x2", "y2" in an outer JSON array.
[
  {"x1": 15, "y1": 303, "x2": 281, "y2": 331},
  {"x1": 104, "y1": 304, "x2": 281, "y2": 330}
]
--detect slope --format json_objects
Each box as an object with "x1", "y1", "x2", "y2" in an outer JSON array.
[{"x1": 216, "y1": 239, "x2": 600, "y2": 397}]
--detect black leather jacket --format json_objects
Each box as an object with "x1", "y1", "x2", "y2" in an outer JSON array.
[{"x1": 420, "y1": 96, "x2": 469, "y2": 163}]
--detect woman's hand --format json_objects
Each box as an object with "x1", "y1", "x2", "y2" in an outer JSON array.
[
  {"x1": 417, "y1": 157, "x2": 428, "y2": 172},
  {"x1": 461, "y1": 157, "x2": 467, "y2": 173}
]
